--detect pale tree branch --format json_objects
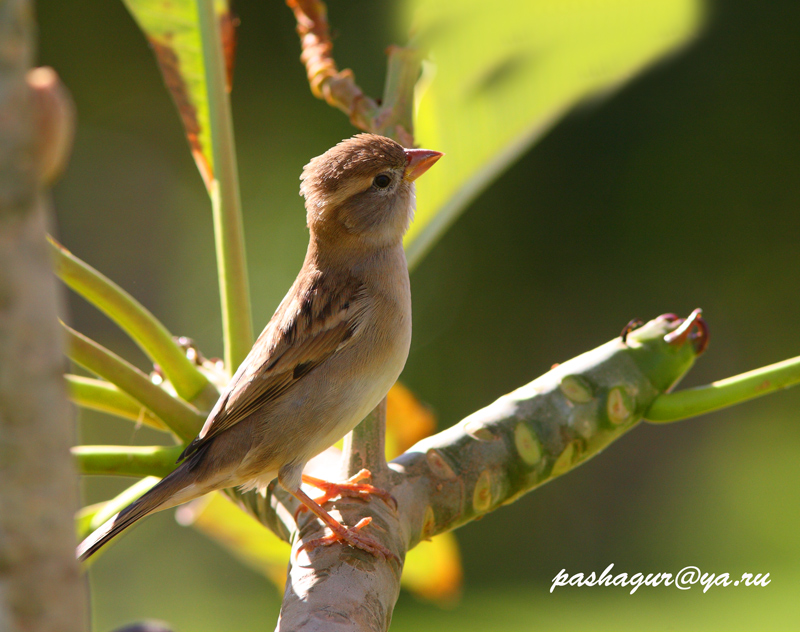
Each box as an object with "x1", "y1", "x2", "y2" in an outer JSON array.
[
  {"x1": 220, "y1": 315, "x2": 704, "y2": 631},
  {"x1": 0, "y1": 2, "x2": 86, "y2": 629},
  {"x1": 276, "y1": 399, "x2": 398, "y2": 631}
]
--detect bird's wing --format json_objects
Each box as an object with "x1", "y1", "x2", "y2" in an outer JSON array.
[{"x1": 179, "y1": 274, "x2": 369, "y2": 460}]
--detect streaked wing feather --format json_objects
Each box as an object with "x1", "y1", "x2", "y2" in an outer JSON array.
[{"x1": 179, "y1": 276, "x2": 368, "y2": 460}]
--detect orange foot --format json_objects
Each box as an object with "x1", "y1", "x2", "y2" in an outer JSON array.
[
  {"x1": 295, "y1": 469, "x2": 397, "y2": 519},
  {"x1": 290, "y1": 473, "x2": 397, "y2": 561},
  {"x1": 297, "y1": 515, "x2": 396, "y2": 560}
]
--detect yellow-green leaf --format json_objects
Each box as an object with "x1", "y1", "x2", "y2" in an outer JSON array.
[
  {"x1": 403, "y1": 532, "x2": 463, "y2": 604},
  {"x1": 386, "y1": 382, "x2": 437, "y2": 459},
  {"x1": 404, "y1": 0, "x2": 704, "y2": 267},
  {"x1": 121, "y1": 0, "x2": 235, "y2": 189}
]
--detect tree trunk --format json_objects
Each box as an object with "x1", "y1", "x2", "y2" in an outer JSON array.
[{"x1": 0, "y1": 1, "x2": 87, "y2": 630}]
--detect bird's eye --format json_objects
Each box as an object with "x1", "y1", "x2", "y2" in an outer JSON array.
[{"x1": 373, "y1": 174, "x2": 392, "y2": 189}]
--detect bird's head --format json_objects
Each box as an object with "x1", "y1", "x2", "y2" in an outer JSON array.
[{"x1": 300, "y1": 134, "x2": 442, "y2": 249}]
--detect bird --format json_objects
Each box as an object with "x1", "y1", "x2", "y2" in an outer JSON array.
[{"x1": 77, "y1": 133, "x2": 443, "y2": 561}]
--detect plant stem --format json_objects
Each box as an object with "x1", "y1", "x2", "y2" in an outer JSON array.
[
  {"x1": 63, "y1": 323, "x2": 204, "y2": 441},
  {"x1": 72, "y1": 445, "x2": 182, "y2": 478},
  {"x1": 50, "y1": 236, "x2": 217, "y2": 407},
  {"x1": 197, "y1": 0, "x2": 253, "y2": 373},
  {"x1": 645, "y1": 355, "x2": 800, "y2": 423},
  {"x1": 286, "y1": 0, "x2": 379, "y2": 127},
  {"x1": 373, "y1": 46, "x2": 421, "y2": 145},
  {"x1": 340, "y1": 397, "x2": 389, "y2": 480},
  {"x1": 65, "y1": 374, "x2": 166, "y2": 431}
]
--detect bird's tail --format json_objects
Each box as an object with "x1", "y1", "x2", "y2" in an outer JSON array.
[{"x1": 77, "y1": 462, "x2": 199, "y2": 561}]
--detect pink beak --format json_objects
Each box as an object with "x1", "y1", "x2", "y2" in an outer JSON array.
[{"x1": 403, "y1": 148, "x2": 444, "y2": 182}]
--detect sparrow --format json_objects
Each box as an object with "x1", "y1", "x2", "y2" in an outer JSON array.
[{"x1": 77, "y1": 134, "x2": 443, "y2": 560}]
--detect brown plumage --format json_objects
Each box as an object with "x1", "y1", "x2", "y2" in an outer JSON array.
[{"x1": 77, "y1": 134, "x2": 442, "y2": 560}]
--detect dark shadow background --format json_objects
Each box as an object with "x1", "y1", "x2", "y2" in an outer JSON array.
[{"x1": 38, "y1": 0, "x2": 800, "y2": 629}]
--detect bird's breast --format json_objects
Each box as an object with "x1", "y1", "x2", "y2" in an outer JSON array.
[{"x1": 244, "y1": 245, "x2": 412, "y2": 470}]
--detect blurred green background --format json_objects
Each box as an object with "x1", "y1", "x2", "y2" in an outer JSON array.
[{"x1": 38, "y1": 0, "x2": 800, "y2": 630}]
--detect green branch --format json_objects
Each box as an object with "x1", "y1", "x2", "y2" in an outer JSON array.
[
  {"x1": 49, "y1": 236, "x2": 217, "y2": 408},
  {"x1": 231, "y1": 313, "x2": 703, "y2": 544},
  {"x1": 72, "y1": 445, "x2": 182, "y2": 478},
  {"x1": 260, "y1": 313, "x2": 704, "y2": 628},
  {"x1": 646, "y1": 355, "x2": 800, "y2": 423},
  {"x1": 65, "y1": 374, "x2": 166, "y2": 431},
  {"x1": 63, "y1": 323, "x2": 203, "y2": 441},
  {"x1": 197, "y1": 0, "x2": 253, "y2": 372}
]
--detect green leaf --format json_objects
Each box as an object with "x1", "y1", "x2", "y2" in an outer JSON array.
[
  {"x1": 121, "y1": 0, "x2": 234, "y2": 189},
  {"x1": 122, "y1": 0, "x2": 253, "y2": 372},
  {"x1": 404, "y1": 0, "x2": 704, "y2": 267}
]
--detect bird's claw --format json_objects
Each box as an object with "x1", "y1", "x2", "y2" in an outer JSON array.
[
  {"x1": 297, "y1": 516, "x2": 398, "y2": 561},
  {"x1": 295, "y1": 469, "x2": 397, "y2": 520}
]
